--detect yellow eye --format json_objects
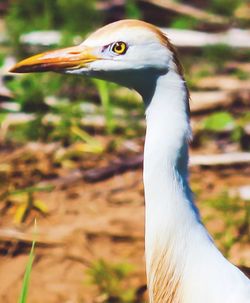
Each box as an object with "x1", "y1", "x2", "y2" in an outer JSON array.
[{"x1": 112, "y1": 42, "x2": 127, "y2": 55}]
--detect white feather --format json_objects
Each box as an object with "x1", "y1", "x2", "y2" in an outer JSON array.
[{"x1": 144, "y1": 68, "x2": 250, "y2": 303}]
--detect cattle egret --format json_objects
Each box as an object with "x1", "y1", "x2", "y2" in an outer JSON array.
[{"x1": 11, "y1": 20, "x2": 250, "y2": 303}]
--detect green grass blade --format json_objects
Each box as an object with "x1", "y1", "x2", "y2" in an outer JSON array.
[
  {"x1": 18, "y1": 239, "x2": 36, "y2": 303},
  {"x1": 93, "y1": 79, "x2": 115, "y2": 134}
]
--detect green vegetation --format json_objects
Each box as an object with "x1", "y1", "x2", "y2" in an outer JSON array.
[
  {"x1": 6, "y1": 0, "x2": 101, "y2": 49},
  {"x1": 203, "y1": 191, "x2": 250, "y2": 257},
  {"x1": 202, "y1": 112, "x2": 235, "y2": 132},
  {"x1": 125, "y1": 0, "x2": 142, "y2": 19},
  {"x1": 87, "y1": 259, "x2": 137, "y2": 303},
  {"x1": 171, "y1": 16, "x2": 198, "y2": 29},
  {"x1": 200, "y1": 111, "x2": 250, "y2": 150},
  {"x1": 0, "y1": 185, "x2": 53, "y2": 223},
  {"x1": 7, "y1": 74, "x2": 53, "y2": 113},
  {"x1": 234, "y1": 68, "x2": 250, "y2": 80},
  {"x1": 203, "y1": 44, "x2": 233, "y2": 70},
  {"x1": 209, "y1": 0, "x2": 244, "y2": 17},
  {"x1": 0, "y1": 53, "x2": 5, "y2": 67},
  {"x1": 18, "y1": 237, "x2": 36, "y2": 303},
  {"x1": 93, "y1": 79, "x2": 115, "y2": 134}
]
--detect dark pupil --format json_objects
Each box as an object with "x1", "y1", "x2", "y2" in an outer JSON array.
[{"x1": 116, "y1": 43, "x2": 122, "y2": 51}]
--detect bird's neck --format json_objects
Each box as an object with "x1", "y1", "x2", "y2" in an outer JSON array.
[{"x1": 143, "y1": 70, "x2": 203, "y2": 302}]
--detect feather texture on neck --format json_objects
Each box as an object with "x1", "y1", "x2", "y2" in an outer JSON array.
[
  {"x1": 144, "y1": 69, "x2": 193, "y2": 303},
  {"x1": 143, "y1": 69, "x2": 250, "y2": 303}
]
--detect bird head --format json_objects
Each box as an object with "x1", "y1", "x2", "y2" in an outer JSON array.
[{"x1": 10, "y1": 20, "x2": 182, "y2": 97}]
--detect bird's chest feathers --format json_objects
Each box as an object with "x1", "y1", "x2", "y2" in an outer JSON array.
[
  {"x1": 144, "y1": 160, "x2": 193, "y2": 303},
  {"x1": 146, "y1": 236, "x2": 184, "y2": 303}
]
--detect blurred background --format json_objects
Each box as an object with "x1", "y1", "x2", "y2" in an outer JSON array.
[{"x1": 0, "y1": 1, "x2": 250, "y2": 302}]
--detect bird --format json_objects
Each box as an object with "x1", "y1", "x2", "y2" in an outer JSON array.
[{"x1": 11, "y1": 19, "x2": 250, "y2": 303}]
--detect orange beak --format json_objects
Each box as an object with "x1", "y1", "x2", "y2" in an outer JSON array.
[{"x1": 10, "y1": 45, "x2": 98, "y2": 73}]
